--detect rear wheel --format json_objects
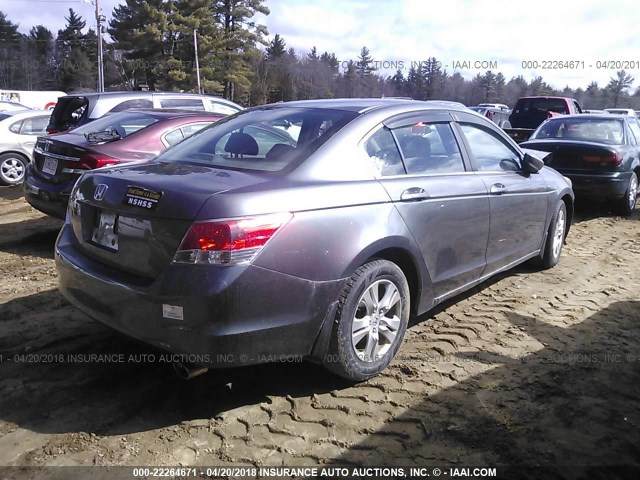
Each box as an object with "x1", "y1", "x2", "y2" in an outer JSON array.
[
  {"x1": 539, "y1": 201, "x2": 567, "y2": 269},
  {"x1": 324, "y1": 260, "x2": 410, "y2": 381},
  {"x1": 614, "y1": 172, "x2": 638, "y2": 216},
  {"x1": 0, "y1": 153, "x2": 28, "y2": 186}
]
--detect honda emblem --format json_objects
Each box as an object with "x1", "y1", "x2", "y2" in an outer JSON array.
[{"x1": 93, "y1": 184, "x2": 108, "y2": 201}]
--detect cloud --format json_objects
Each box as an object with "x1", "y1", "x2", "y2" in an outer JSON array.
[{"x1": 3, "y1": 0, "x2": 638, "y2": 91}]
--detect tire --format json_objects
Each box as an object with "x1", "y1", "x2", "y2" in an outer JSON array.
[
  {"x1": 0, "y1": 153, "x2": 28, "y2": 186},
  {"x1": 324, "y1": 259, "x2": 410, "y2": 381},
  {"x1": 539, "y1": 201, "x2": 567, "y2": 269},
  {"x1": 613, "y1": 172, "x2": 638, "y2": 217}
]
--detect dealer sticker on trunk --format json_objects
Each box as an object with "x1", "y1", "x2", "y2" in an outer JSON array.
[
  {"x1": 124, "y1": 185, "x2": 163, "y2": 210},
  {"x1": 162, "y1": 304, "x2": 184, "y2": 320}
]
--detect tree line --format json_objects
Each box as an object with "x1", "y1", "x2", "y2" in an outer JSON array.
[{"x1": 1, "y1": 2, "x2": 639, "y2": 109}]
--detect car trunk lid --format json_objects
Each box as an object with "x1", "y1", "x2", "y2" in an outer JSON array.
[
  {"x1": 520, "y1": 140, "x2": 622, "y2": 173},
  {"x1": 69, "y1": 162, "x2": 268, "y2": 279}
]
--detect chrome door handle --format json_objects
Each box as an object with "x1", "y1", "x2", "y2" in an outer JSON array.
[
  {"x1": 400, "y1": 187, "x2": 430, "y2": 202},
  {"x1": 490, "y1": 183, "x2": 506, "y2": 195}
]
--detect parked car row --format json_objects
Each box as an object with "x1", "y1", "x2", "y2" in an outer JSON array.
[{"x1": 0, "y1": 91, "x2": 243, "y2": 186}]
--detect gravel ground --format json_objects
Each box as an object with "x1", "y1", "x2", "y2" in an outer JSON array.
[{"x1": 0, "y1": 185, "x2": 638, "y2": 478}]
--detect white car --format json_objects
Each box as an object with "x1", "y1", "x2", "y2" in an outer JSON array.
[
  {"x1": 0, "y1": 101, "x2": 31, "y2": 112},
  {"x1": 477, "y1": 103, "x2": 510, "y2": 111},
  {"x1": 0, "y1": 110, "x2": 51, "y2": 185},
  {"x1": 604, "y1": 108, "x2": 638, "y2": 118}
]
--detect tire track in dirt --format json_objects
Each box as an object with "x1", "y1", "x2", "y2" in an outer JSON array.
[{"x1": 0, "y1": 188, "x2": 639, "y2": 469}]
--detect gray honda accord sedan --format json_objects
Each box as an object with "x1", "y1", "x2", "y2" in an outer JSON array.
[{"x1": 55, "y1": 99, "x2": 574, "y2": 381}]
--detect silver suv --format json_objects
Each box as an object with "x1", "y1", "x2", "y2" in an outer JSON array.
[{"x1": 47, "y1": 91, "x2": 243, "y2": 133}]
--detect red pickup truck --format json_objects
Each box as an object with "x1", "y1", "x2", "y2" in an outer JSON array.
[{"x1": 505, "y1": 96, "x2": 583, "y2": 143}]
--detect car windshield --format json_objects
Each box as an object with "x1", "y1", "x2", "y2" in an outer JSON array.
[
  {"x1": 155, "y1": 107, "x2": 359, "y2": 173},
  {"x1": 70, "y1": 111, "x2": 160, "y2": 138},
  {"x1": 531, "y1": 118, "x2": 626, "y2": 145}
]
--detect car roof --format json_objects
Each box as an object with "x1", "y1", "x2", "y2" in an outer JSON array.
[
  {"x1": 255, "y1": 98, "x2": 469, "y2": 114},
  {"x1": 545, "y1": 113, "x2": 627, "y2": 119},
  {"x1": 107, "y1": 108, "x2": 224, "y2": 119},
  {"x1": 0, "y1": 109, "x2": 50, "y2": 120},
  {"x1": 60, "y1": 91, "x2": 239, "y2": 103}
]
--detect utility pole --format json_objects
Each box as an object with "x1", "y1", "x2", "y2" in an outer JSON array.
[
  {"x1": 194, "y1": 29, "x2": 201, "y2": 94},
  {"x1": 95, "y1": 0, "x2": 104, "y2": 92}
]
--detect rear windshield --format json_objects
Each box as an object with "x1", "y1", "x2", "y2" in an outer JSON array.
[
  {"x1": 155, "y1": 107, "x2": 359, "y2": 173},
  {"x1": 531, "y1": 118, "x2": 626, "y2": 145},
  {"x1": 513, "y1": 98, "x2": 569, "y2": 115},
  {"x1": 70, "y1": 111, "x2": 160, "y2": 138}
]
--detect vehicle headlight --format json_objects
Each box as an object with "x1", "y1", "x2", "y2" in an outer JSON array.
[{"x1": 562, "y1": 176, "x2": 572, "y2": 188}]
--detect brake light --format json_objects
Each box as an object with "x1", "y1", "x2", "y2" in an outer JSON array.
[
  {"x1": 173, "y1": 213, "x2": 292, "y2": 265},
  {"x1": 47, "y1": 129, "x2": 60, "y2": 134},
  {"x1": 582, "y1": 152, "x2": 623, "y2": 167},
  {"x1": 78, "y1": 154, "x2": 120, "y2": 170},
  {"x1": 600, "y1": 152, "x2": 623, "y2": 167}
]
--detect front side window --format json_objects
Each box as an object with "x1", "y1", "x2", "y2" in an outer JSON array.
[
  {"x1": 460, "y1": 123, "x2": 521, "y2": 172},
  {"x1": 155, "y1": 107, "x2": 358, "y2": 173}
]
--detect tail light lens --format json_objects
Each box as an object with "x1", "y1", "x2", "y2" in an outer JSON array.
[
  {"x1": 600, "y1": 151, "x2": 623, "y2": 167},
  {"x1": 79, "y1": 154, "x2": 120, "y2": 170},
  {"x1": 47, "y1": 129, "x2": 60, "y2": 134},
  {"x1": 173, "y1": 213, "x2": 292, "y2": 265},
  {"x1": 583, "y1": 152, "x2": 623, "y2": 167}
]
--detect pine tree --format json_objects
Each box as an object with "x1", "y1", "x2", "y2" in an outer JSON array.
[
  {"x1": 108, "y1": 0, "x2": 169, "y2": 90},
  {"x1": 56, "y1": 9, "x2": 96, "y2": 91},
  {"x1": 212, "y1": 0, "x2": 270, "y2": 102}
]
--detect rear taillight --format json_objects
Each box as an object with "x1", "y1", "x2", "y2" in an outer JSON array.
[
  {"x1": 173, "y1": 213, "x2": 292, "y2": 265},
  {"x1": 79, "y1": 154, "x2": 120, "y2": 170},
  {"x1": 583, "y1": 152, "x2": 623, "y2": 167},
  {"x1": 47, "y1": 129, "x2": 60, "y2": 134}
]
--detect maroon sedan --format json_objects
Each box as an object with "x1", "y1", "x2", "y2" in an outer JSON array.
[{"x1": 24, "y1": 109, "x2": 224, "y2": 218}]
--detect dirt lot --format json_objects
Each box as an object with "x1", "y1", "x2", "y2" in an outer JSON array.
[{"x1": 0, "y1": 185, "x2": 639, "y2": 476}]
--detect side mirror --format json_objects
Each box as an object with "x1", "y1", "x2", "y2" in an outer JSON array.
[{"x1": 522, "y1": 152, "x2": 544, "y2": 173}]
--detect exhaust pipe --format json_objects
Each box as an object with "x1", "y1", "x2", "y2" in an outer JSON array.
[{"x1": 173, "y1": 361, "x2": 209, "y2": 380}]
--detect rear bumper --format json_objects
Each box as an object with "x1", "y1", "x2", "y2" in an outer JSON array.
[
  {"x1": 559, "y1": 171, "x2": 631, "y2": 199},
  {"x1": 55, "y1": 224, "x2": 345, "y2": 367},
  {"x1": 23, "y1": 165, "x2": 73, "y2": 219}
]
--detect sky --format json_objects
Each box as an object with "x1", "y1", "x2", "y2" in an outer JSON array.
[{"x1": 3, "y1": 0, "x2": 640, "y2": 91}]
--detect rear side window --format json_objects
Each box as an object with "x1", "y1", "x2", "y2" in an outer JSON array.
[
  {"x1": 365, "y1": 128, "x2": 404, "y2": 176},
  {"x1": 109, "y1": 99, "x2": 153, "y2": 113},
  {"x1": 627, "y1": 120, "x2": 640, "y2": 144},
  {"x1": 9, "y1": 120, "x2": 23, "y2": 133},
  {"x1": 395, "y1": 123, "x2": 465, "y2": 174},
  {"x1": 460, "y1": 124, "x2": 521, "y2": 172},
  {"x1": 365, "y1": 123, "x2": 465, "y2": 176},
  {"x1": 209, "y1": 100, "x2": 240, "y2": 115},
  {"x1": 159, "y1": 98, "x2": 205, "y2": 111},
  {"x1": 20, "y1": 116, "x2": 49, "y2": 135}
]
